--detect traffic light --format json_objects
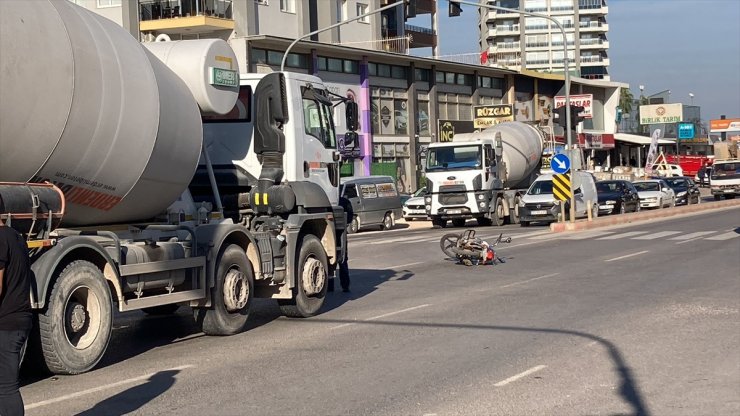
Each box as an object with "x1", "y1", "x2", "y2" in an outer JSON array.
[
  {"x1": 406, "y1": 0, "x2": 416, "y2": 18},
  {"x1": 449, "y1": 0, "x2": 462, "y2": 17},
  {"x1": 554, "y1": 105, "x2": 568, "y2": 129},
  {"x1": 570, "y1": 105, "x2": 586, "y2": 127}
]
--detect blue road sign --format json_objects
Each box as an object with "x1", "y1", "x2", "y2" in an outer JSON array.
[
  {"x1": 551, "y1": 153, "x2": 571, "y2": 174},
  {"x1": 678, "y1": 122, "x2": 695, "y2": 140}
]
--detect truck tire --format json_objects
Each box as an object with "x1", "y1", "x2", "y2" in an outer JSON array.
[
  {"x1": 492, "y1": 197, "x2": 505, "y2": 226},
  {"x1": 196, "y1": 244, "x2": 254, "y2": 335},
  {"x1": 38, "y1": 260, "x2": 112, "y2": 375},
  {"x1": 510, "y1": 197, "x2": 521, "y2": 225},
  {"x1": 279, "y1": 235, "x2": 328, "y2": 318},
  {"x1": 431, "y1": 217, "x2": 447, "y2": 229},
  {"x1": 142, "y1": 304, "x2": 180, "y2": 316},
  {"x1": 451, "y1": 218, "x2": 466, "y2": 227}
]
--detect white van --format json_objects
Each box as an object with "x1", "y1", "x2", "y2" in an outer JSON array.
[{"x1": 518, "y1": 171, "x2": 599, "y2": 226}]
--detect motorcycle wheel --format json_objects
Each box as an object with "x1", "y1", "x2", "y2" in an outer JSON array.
[{"x1": 440, "y1": 233, "x2": 461, "y2": 259}]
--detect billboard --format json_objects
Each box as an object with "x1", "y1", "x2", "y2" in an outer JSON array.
[
  {"x1": 639, "y1": 103, "x2": 683, "y2": 125},
  {"x1": 554, "y1": 94, "x2": 593, "y2": 119},
  {"x1": 473, "y1": 104, "x2": 514, "y2": 128},
  {"x1": 709, "y1": 118, "x2": 740, "y2": 132}
]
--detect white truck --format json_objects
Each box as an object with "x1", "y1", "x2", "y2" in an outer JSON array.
[
  {"x1": 710, "y1": 159, "x2": 740, "y2": 200},
  {"x1": 0, "y1": 0, "x2": 355, "y2": 374},
  {"x1": 424, "y1": 122, "x2": 546, "y2": 227}
]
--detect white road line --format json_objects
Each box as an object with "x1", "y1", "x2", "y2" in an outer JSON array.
[
  {"x1": 385, "y1": 261, "x2": 424, "y2": 269},
  {"x1": 564, "y1": 230, "x2": 615, "y2": 240},
  {"x1": 597, "y1": 231, "x2": 650, "y2": 240},
  {"x1": 494, "y1": 365, "x2": 547, "y2": 387},
  {"x1": 632, "y1": 231, "x2": 682, "y2": 240},
  {"x1": 675, "y1": 236, "x2": 708, "y2": 245},
  {"x1": 24, "y1": 364, "x2": 195, "y2": 410},
  {"x1": 330, "y1": 304, "x2": 431, "y2": 330},
  {"x1": 705, "y1": 231, "x2": 740, "y2": 241},
  {"x1": 369, "y1": 235, "x2": 434, "y2": 244},
  {"x1": 605, "y1": 250, "x2": 649, "y2": 262},
  {"x1": 527, "y1": 232, "x2": 565, "y2": 240},
  {"x1": 500, "y1": 273, "x2": 560, "y2": 288},
  {"x1": 670, "y1": 231, "x2": 717, "y2": 240}
]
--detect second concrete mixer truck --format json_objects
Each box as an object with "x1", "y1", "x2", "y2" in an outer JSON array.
[
  {"x1": 0, "y1": 0, "x2": 355, "y2": 374},
  {"x1": 424, "y1": 122, "x2": 547, "y2": 227}
]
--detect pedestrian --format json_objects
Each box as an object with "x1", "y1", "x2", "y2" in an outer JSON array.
[
  {"x1": 0, "y1": 202, "x2": 34, "y2": 416},
  {"x1": 337, "y1": 196, "x2": 352, "y2": 293},
  {"x1": 697, "y1": 164, "x2": 707, "y2": 187}
]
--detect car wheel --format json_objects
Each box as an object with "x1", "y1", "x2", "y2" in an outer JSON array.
[
  {"x1": 382, "y1": 212, "x2": 393, "y2": 230},
  {"x1": 348, "y1": 216, "x2": 359, "y2": 234}
]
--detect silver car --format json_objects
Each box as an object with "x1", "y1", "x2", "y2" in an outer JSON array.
[{"x1": 633, "y1": 179, "x2": 676, "y2": 209}]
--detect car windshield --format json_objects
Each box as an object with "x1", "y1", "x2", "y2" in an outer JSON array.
[
  {"x1": 596, "y1": 182, "x2": 620, "y2": 192},
  {"x1": 663, "y1": 178, "x2": 688, "y2": 188},
  {"x1": 412, "y1": 187, "x2": 427, "y2": 197},
  {"x1": 527, "y1": 180, "x2": 553, "y2": 195},
  {"x1": 633, "y1": 182, "x2": 660, "y2": 192},
  {"x1": 426, "y1": 145, "x2": 482, "y2": 171}
]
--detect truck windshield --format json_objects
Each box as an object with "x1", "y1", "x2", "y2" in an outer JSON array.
[
  {"x1": 711, "y1": 162, "x2": 740, "y2": 180},
  {"x1": 303, "y1": 92, "x2": 337, "y2": 149},
  {"x1": 426, "y1": 145, "x2": 482, "y2": 171}
]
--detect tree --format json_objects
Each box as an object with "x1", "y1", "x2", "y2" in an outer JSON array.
[{"x1": 619, "y1": 87, "x2": 633, "y2": 116}]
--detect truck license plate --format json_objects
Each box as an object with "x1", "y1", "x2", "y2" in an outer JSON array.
[
  {"x1": 448, "y1": 209, "x2": 462, "y2": 214},
  {"x1": 531, "y1": 210, "x2": 547, "y2": 215}
]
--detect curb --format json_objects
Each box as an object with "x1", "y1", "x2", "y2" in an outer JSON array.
[{"x1": 549, "y1": 199, "x2": 740, "y2": 233}]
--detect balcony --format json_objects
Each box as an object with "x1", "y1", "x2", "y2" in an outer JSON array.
[
  {"x1": 495, "y1": 42, "x2": 521, "y2": 50},
  {"x1": 579, "y1": 21, "x2": 608, "y2": 32},
  {"x1": 579, "y1": 4, "x2": 608, "y2": 15},
  {"x1": 404, "y1": 24, "x2": 436, "y2": 49},
  {"x1": 580, "y1": 55, "x2": 609, "y2": 66},
  {"x1": 580, "y1": 38, "x2": 609, "y2": 49},
  {"x1": 338, "y1": 36, "x2": 411, "y2": 55},
  {"x1": 139, "y1": 0, "x2": 234, "y2": 35},
  {"x1": 494, "y1": 24, "x2": 520, "y2": 34}
]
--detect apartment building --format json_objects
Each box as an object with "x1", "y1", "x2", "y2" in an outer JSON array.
[{"x1": 480, "y1": 0, "x2": 610, "y2": 80}]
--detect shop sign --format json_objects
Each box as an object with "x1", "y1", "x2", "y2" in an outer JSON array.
[
  {"x1": 639, "y1": 103, "x2": 683, "y2": 125},
  {"x1": 554, "y1": 94, "x2": 593, "y2": 119},
  {"x1": 473, "y1": 104, "x2": 514, "y2": 128}
]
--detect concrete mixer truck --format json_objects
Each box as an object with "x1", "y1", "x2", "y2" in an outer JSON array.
[
  {"x1": 0, "y1": 0, "x2": 355, "y2": 374},
  {"x1": 424, "y1": 122, "x2": 547, "y2": 227}
]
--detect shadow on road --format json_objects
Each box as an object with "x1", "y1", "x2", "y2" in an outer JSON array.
[
  {"x1": 74, "y1": 369, "x2": 180, "y2": 416},
  {"x1": 323, "y1": 268, "x2": 409, "y2": 312},
  {"x1": 299, "y1": 318, "x2": 651, "y2": 416}
]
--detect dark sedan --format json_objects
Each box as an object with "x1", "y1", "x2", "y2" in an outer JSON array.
[
  {"x1": 662, "y1": 177, "x2": 701, "y2": 205},
  {"x1": 596, "y1": 180, "x2": 640, "y2": 215}
]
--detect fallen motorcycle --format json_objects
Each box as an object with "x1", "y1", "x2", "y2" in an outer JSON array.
[{"x1": 440, "y1": 229, "x2": 511, "y2": 266}]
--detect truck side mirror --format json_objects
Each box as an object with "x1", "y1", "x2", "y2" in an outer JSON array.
[
  {"x1": 344, "y1": 131, "x2": 358, "y2": 148},
  {"x1": 345, "y1": 101, "x2": 359, "y2": 132}
]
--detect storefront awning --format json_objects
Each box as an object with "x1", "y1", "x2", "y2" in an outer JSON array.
[{"x1": 614, "y1": 133, "x2": 673, "y2": 145}]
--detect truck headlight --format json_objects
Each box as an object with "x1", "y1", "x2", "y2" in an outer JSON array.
[
  {"x1": 477, "y1": 194, "x2": 484, "y2": 201},
  {"x1": 425, "y1": 205, "x2": 431, "y2": 211}
]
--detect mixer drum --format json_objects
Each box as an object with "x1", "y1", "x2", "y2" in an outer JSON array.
[{"x1": 0, "y1": 0, "x2": 203, "y2": 226}]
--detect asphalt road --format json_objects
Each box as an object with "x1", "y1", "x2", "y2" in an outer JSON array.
[{"x1": 20, "y1": 207, "x2": 740, "y2": 416}]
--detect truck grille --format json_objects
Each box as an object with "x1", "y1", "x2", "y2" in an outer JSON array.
[{"x1": 440, "y1": 193, "x2": 468, "y2": 205}]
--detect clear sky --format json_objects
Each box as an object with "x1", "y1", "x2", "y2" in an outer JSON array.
[{"x1": 434, "y1": 0, "x2": 740, "y2": 122}]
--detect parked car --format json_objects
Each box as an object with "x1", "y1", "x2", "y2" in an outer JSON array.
[
  {"x1": 340, "y1": 176, "x2": 403, "y2": 233},
  {"x1": 402, "y1": 187, "x2": 428, "y2": 220},
  {"x1": 519, "y1": 171, "x2": 599, "y2": 226},
  {"x1": 400, "y1": 186, "x2": 426, "y2": 205},
  {"x1": 651, "y1": 163, "x2": 684, "y2": 177},
  {"x1": 596, "y1": 180, "x2": 640, "y2": 215},
  {"x1": 662, "y1": 177, "x2": 701, "y2": 205},
  {"x1": 633, "y1": 179, "x2": 676, "y2": 209}
]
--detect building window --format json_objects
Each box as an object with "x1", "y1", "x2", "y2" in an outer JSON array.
[
  {"x1": 280, "y1": 0, "x2": 295, "y2": 13},
  {"x1": 253, "y1": 48, "x2": 308, "y2": 69},
  {"x1": 318, "y1": 57, "x2": 359, "y2": 74},
  {"x1": 97, "y1": 0, "x2": 121, "y2": 7},
  {"x1": 356, "y1": 3, "x2": 369, "y2": 23},
  {"x1": 415, "y1": 68, "x2": 431, "y2": 82},
  {"x1": 370, "y1": 88, "x2": 407, "y2": 136}
]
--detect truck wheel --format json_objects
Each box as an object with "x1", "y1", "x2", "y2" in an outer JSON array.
[
  {"x1": 382, "y1": 212, "x2": 394, "y2": 230},
  {"x1": 451, "y1": 218, "x2": 466, "y2": 227},
  {"x1": 279, "y1": 235, "x2": 328, "y2": 318},
  {"x1": 510, "y1": 197, "x2": 521, "y2": 224},
  {"x1": 197, "y1": 244, "x2": 254, "y2": 335},
  {"x1": 431, "y1": 217, "x2": 447, "y2": 228},
  {"x1": 38, "y1": 260, "x2": 112, "y2": 375},
  {"x1": 142, "y1": 304, "x2": 180, "y2": 316},
  {"x1": 492, "y1": 197, "x2": 505, "y2": 226}
]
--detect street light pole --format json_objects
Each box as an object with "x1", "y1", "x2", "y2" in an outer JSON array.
[
  {"x1": 281, "y1": 1, "x2": 404, "y2": 72},
  {"x1": 451, "y1": 0, "x2": 576, "y2": 221}
]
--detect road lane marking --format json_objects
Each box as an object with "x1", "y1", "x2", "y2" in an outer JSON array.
[
  {"x1": 494, "y1": 365, "x2": 547, "y2": 387},
  {"x1": 605, "y1": 250, "x2": 649, "y2": 262},
  {"x1": 705, "y1": 231, "x2": 740, "y2": 241},
  {"x1": 330, "y1": 304, "x2": 431, "y2": 330},
  {"x1": 597, "y1": 231, "x2": 650, "y2": 240},
  {"x1": 564, "y1": 230, "x2": 615, "y2": 240},
  {"x1": 386, "y1": 261, "x2": 424, "y2": 269},
  {"x1": 24, "y1": 364, "x2": 195, "y2": 410},
  {"x1": 675, "y1": 236, "x2": 707, "y2": 245},
  {"x1": 632, "y1": 231, "x2": 682, "y2": 240},
  {"x1": 500, "y1": 273, "x2": 560, "y2": 288},
  {"x1": 670, "y1": 231, "x2": 716, "y2": 240}
]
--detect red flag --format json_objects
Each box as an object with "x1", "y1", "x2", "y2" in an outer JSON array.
[{"x1": 480, "y1": 51, "x2": 488, "y2": 65}]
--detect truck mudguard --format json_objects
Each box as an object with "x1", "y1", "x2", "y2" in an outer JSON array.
[{"x1": 290, "y1": 181, "x2": 332, "y2": 209}]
